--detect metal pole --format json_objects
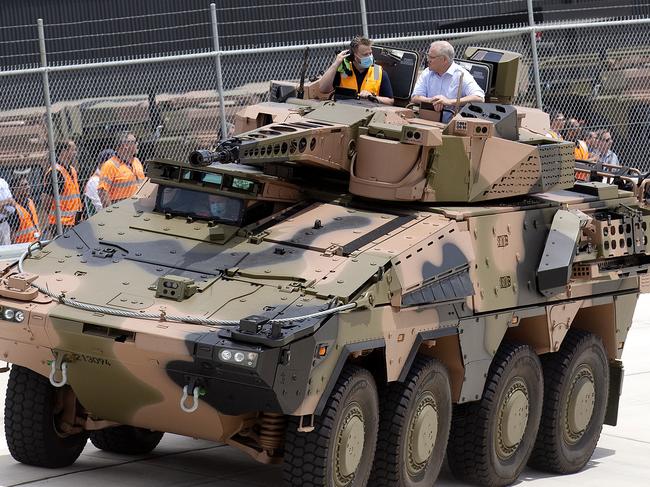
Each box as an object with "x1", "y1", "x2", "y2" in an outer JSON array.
[
  {"x1": 527, "y1": 0, "x2": 544, "y2": 110},
  {"x1": 210, "y1": 3, "x2": 229, "y2": 141},
  {"x1": 360, "y1": 0, "x2": 369, "y2": 37},
  {"x1": 37, "y1": 19, "x2": 63, "y2": 236}
]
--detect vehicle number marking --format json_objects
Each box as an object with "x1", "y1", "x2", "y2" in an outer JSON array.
[{"x1": 72, "y1": 353, "x2": 112, "y2": 367}]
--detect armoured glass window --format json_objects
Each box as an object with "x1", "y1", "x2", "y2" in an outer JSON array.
[
  {"x1": 230, "y1": 177, "x2": 255, "y2": 192},
  {"x1": 160, "y1": 166, "x2": 180, "y2": 180},
  {"x1": 156, "y1": 185, "x2": 243, "y2": 223},
  {"x1": 180, "y1": 170, "x2": 223, "y2": 188},
  {"x1": 202, "y1": 173, "x2": 223, "y2": 185}
]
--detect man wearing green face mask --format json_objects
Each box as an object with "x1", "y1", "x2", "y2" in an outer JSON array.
[{"x1": 319, "y1": 35, "x2": 394, "y2": 105}]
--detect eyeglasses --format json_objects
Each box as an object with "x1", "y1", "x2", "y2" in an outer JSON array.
[{"x1": 426, "y1": 54, "x2": 443, "y2": 61}]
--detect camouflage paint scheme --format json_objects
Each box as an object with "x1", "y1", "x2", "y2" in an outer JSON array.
[{"x1": 1, "y1": 47, "x2": 649, "y2": 472}]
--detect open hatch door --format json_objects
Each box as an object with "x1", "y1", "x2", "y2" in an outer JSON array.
[{"x1": 372, "y1": 45, "x2": 420, "y2": 106}]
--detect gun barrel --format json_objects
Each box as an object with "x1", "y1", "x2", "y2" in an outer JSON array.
[
  {"x1": 189, "y1": 149, "x2": 222, "y2": 167},
  {"x1": 189, "y1": 143, "x2": 241, "y2": 166}
]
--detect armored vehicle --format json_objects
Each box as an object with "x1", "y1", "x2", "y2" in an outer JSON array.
[{"x1": 1, "y1": 47, "x2": 649, "y2": 487}]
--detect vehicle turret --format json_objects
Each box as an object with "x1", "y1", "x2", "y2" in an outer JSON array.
[{"x1": 180, "y1": 46, "x2": 574, "y2": 204}]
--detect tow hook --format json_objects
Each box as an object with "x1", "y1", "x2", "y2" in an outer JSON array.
[
  {"x1": 180, "y1": 379, "x2": 203, "y2": 413},
  {"x1": 49, "y1": 355, "x2": 68, "y2": 388}
]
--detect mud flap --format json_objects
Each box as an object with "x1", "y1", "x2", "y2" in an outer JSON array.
[{"x1": 605, "y1": 359, "x2": 624, "y2": 426}]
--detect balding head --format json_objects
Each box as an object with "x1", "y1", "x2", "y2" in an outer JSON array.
[
  {"x1": 426, "y1": 41, "x2": 455, "y2": 74},
  {"x1": 429, "y1": 41, "x2": 455, "y2": 61}
]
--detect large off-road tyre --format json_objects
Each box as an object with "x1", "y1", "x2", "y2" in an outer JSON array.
[
  {"x1": 447, "y1": 343, "x2": 543, "y2": 487},
  {"x1": 369, "y1": 356, "x2": 452, "y2": 487},
  {"x1": 283, "y1": 365, "x2": 379, "y2": 487},
  {"x1": 528, "y1": 329, "x2": 609, "y2": 474},
  {"x1": 90, "y1": 426, "x2": 164, "y2": 454},
  {"x1": 4, "y1": 365, "x2": 88, "y2": 468}
]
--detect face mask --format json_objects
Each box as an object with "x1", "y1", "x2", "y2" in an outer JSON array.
[{"x1": 359, "y1": 55, "x2": 373, "y2": 69}]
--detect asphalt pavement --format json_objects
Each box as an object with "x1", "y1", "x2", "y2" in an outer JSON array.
[{"x1": 1, "y1": 295, "x2": 649, "y2": 486}]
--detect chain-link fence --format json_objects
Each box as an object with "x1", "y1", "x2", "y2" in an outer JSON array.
[
  {"x1": 3, "y1": 1, "x2": 647, "y2": 65},
  {"x1": 1, "y1": 3, "x2": 649, "y2": 249}
]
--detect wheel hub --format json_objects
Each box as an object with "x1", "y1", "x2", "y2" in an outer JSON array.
[
  {"x1": 496, "y1": 379, "x2": 529, "y2": 459},
  {"x1": 335, "y1": 404, "x2": 365, "y2": 483},
  {"x1": 565, "y1": 366, "x2": 596, "y2": 444},
  {"x1": 407, "y1": 393, "x2": 438, "y2": 474}
]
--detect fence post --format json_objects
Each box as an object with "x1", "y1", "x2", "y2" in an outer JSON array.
[
  {"x1": 210, "y1": 3, "x2": 229, "y2": 141},
  {"x1": 360, "y1": 0, "x2": 369, "y2": 37},
  {"x1": 37, "y1": 18, "x2": 63, "y2": 236},
  {"x1": 527, "y1": 0, "x2": 544, "y2": 110}
]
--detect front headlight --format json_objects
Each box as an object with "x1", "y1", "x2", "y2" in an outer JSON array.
[
  {"x1": 1, "y1": 307, "x2": 27, "y2": 323},
  {"x1": 218, "y1": 348, "x2": 259, "y2": 368}
]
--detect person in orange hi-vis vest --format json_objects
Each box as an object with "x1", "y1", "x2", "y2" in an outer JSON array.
[
  {"x1": 318, "y1": 35, "x2": 394, "y2": 105},
  {"x1": 97, "y1": 131, "x2": 145, "y2": 208},
  {"x1": 42, "y1": 138, "x2": 82, "y2": 235},
  {"x1": 546, "y1": 111, "x2": 565, "y2": 140},
  {"x1": 574, "y1": 138, "x2": 590, "y2": 161},
  {"x1": 564, "y1": 118, "x2": 591, "y2": 161},
  {"x1": 0, "y1": 176, "x2": 16, "y2": 246},
  {"x1": 9, "y1": 171, "x2": 40, "y2": 244}
]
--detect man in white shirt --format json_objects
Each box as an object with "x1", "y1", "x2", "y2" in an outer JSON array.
[
  {"x1": 597, "y1": 130, "x2": 620, "y2": 167},
  {"x1": 411, "y1": 41, "x2": 485, "y2": 122},
  {"x1": 0, "y1": 177, "x2": 16, "y2": 246},
  {"x1": 84, "y1": 149, "x2": 115, "y2": 215}
]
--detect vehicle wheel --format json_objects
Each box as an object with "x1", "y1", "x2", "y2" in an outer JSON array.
[
  {"x1": 529, "y1": 329, "x2": 608, "y2": 474},
  {"x1": 4, "y1": 365, "x2": 88, "y2": 468},
  {"x1": 90, "y1": 426, "x2": 164, "y2": 454},
  {"x1": 447, "y1": 343, "x2": 543, "y2": 487},
  {"x1": 369, "y1": 356, "x2": 452, "y2": 486},
  {"x1": 283, "y1": 364, "x2": 379, "y2": 487}
]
